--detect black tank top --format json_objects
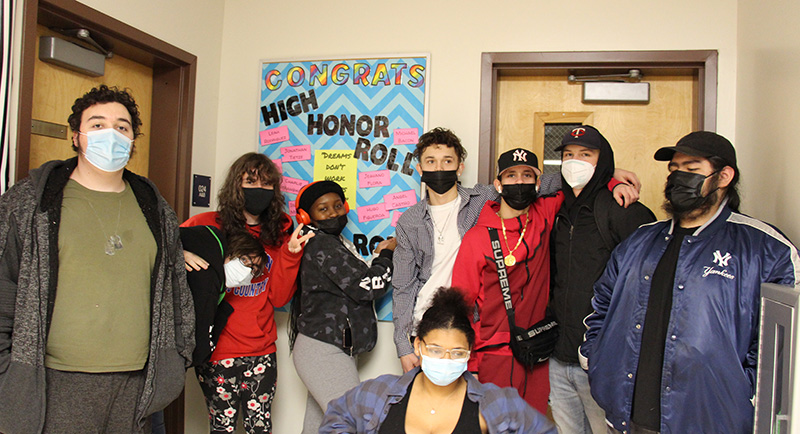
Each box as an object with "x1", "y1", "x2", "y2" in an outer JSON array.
[{"x1": 378, "y1": 375, "x2": 481, "y2": 434}]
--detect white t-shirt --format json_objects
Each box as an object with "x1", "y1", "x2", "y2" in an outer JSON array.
[{"x1": 412, "y1": 195, "x2": 462, "y2": 330}]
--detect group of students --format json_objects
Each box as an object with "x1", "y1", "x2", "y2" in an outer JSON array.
[
  {"x1": 1, "y1": 84, "x2": 794, "y2": 434},
  {"x1": 178, "y1": 124, "x2": 650, "y2": 433}
]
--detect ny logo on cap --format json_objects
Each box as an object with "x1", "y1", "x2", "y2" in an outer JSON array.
[
  {"x1": 513, "y1": 149, "x2": 528, "y2": 162},
  {"x1": 571, "y1": 127, "x2": 586, "y2": 138}
]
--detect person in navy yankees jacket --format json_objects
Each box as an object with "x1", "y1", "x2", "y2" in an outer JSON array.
[{"x1": 580, "y1": 131, "x2": 799, "y2": 434}]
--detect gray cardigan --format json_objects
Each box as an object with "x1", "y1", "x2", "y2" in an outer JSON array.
[{"x1": 0, "y1": 158, "x2": 195, "y2": 433}]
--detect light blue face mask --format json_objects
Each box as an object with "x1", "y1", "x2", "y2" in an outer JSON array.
[
  {"x1": 80, "y1": 128, "x2": 133, "y2": 172},
  {"x1": 420, "y1": 354, "x2": 468, "y2": 386}
]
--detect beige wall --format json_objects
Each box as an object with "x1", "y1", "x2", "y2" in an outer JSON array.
[
  {"x1": 208, "y1": 1, "x2": 739, "y2": 432},
  {"x1": 736, "y1": 0, "x2": 800, "y2": 242}
]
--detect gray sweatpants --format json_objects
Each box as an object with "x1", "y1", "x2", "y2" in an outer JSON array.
[
  {"x1": 43, "y1": 368, "x2": 148, "y2": 434},
  {"x1": 292, "y1": 333, "x2": 361, "y2": 434}
]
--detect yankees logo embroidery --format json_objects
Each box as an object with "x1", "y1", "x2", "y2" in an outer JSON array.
[
  {"x1": 712, "y1": 250, "x2": 731, "y2": 267},
  {"x1": 571, "y1": 127, "x2": 586, "y2": 138},
  {"x1": 513, "y1": 149, "x2": 528, "y2": 162}
]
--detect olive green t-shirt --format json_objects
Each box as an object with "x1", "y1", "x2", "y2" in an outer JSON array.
[{"x1": 45, "y1": 179, "x2": 157, "y2": 372}]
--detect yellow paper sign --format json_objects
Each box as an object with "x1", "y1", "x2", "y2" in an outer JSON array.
[{"x1": 314, "y1": 150, "x2": 358, "y2": 207}]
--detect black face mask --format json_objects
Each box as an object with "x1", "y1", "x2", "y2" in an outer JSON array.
[
  {"x1": 500, "y1": 183, "x2": 538, "y2": 210},
  {"x1": 243, "y1": 187, "x2": 274, "y2": 216},
  {"x1": 315, "y1": 214, "x2": 348, "y2": 236},
  {"x1": 421, "y1": 170, "x2": 459, "y2": 195},
  {"x1": 664, "y1": 170, "x2": 717, "y2": 213}
]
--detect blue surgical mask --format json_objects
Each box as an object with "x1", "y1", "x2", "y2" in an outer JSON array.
[
  {"x1": 420, "y1": 354, "x2": 468, "y2": 386},
  {"x1": 80, "y1": 129, "x2": 133, "y2": 172}
]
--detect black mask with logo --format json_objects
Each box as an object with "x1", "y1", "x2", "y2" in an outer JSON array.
[
  {"x1": 314, "y1": 214, "x2": 348, "y2": 236},
  {"x1": 664, "y1": 170, "x2": 718, "y2": 213},
  {"x1": 243, "y1": 187, "x2": 274, "y2": 216},
  {"x1": 421, "y1": 170, "x2": 459, "y2": 195},
  {"x1": 500, "y1": 183, "x2": 538, "y2": 210}
]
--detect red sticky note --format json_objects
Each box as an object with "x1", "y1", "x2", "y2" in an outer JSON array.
[
  {"x1": 391, "y1": 210, "x2": 403, "y2": 227},
  {"x1": 281, "y1": 176, "x2": 308, "y2": 195},
  {"x1": 260, "y1": 125, "x2": 290, "y2": 146},
  {"x1": 273, "y1": 159, "x2": 283, "y2": 173},
  {"x1": 393, "y1": 128, "x2": 419, "y2": 145},
  {"x1": 383, "y1": 190, "x2": 418, "y2": 210},
  {"x1": 359, "y1": 170, "x2": 391, "y2": 188},
  {"x1": 281, "y1": 144, "x2": 311, "y2": 162},
  {"x1": 288, "y1": 200, "x2": 296, "y2": 217},
  {"x1": 357, "y1": 203, "x2": 389, "y2": 223}
]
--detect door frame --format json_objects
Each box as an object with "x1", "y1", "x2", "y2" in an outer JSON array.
[
  {"x1": 478, "y1": 50, "x2": 718, "y2": 183},
  {"x1": 17, "y1": 0, "x2": 196, "y2": 221}
]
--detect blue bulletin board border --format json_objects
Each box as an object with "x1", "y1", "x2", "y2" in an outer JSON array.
[{"x1": 257, "y1": 54, "x2": 430, "y2": 321}]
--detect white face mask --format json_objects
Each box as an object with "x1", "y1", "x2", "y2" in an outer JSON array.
[
  {"x1": 561, "y1": 159, "x2": 596, "y2": 190},
  {"x1": 224, "y1": 257, "x2": 253, "y2": 288}
]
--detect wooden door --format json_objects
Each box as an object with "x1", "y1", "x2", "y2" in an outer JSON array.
[
  {"x1": 30, "y1": 25, "x2": 153, "y2": 176},
  {"x1": 495, "y1": 71, "x2": 696, "y2": 219}
]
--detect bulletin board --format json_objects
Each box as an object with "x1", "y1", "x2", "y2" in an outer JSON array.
[{"x1": 258, "y1": 55, "x2": 429, "y2": 321}]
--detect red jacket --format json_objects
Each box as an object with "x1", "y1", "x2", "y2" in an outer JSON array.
[
  {"x1": 182, "y1": 212, "x2": 301, "y2": 360},
  {"x1": 452, "y1": 194, "x2": 563, "y2": 372}
]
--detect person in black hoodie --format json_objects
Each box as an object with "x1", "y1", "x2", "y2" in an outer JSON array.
[{"x1": 549, "y1": 125, "x2": 655, "y2": 434}]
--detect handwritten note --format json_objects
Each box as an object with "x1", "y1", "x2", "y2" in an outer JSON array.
[
  {"x1": 260, "y1": 125, "x2": 290, "y2": 146},
  {"x1": 281, "y1": 176, "x2": 308, "y2": 195},
  {"x1": 273, "y1": 159, "x2": 282, "y2": 173},
  {"x1": 288, "y1": 200, "x2": 296, "y2": 217},
  {"x1": 314, "y1": 150, "x2": 358, "y2": 206},
  {"x1": 281, "y1": 144, "x2": 311, "y2": 162},
  {"x1": 359, "y1": 170, "x2": 391, "y2": 188},
  {"x1": 358, "y1": 203, "x2": 389, "y2": 223},
  {"x1": 391, "y1": 210, "x2": 403, "y2": 227},
  {"x1": 393, "y1": 128, "x2": 419, "y2": 145},
  {"x1": 384, "y1": 190, "x2": 418, "y2": 210}
]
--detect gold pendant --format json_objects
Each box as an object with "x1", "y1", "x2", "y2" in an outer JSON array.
[{"x1": 504, "y1": 254, "x2": 516, "y2": 267}]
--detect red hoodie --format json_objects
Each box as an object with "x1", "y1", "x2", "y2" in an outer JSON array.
[
  {"x1": 182, "y1": 212, "x2": 301, "y2": 360},
  {"x1": 452, "y1": 194, "x2": 563, "y2": 410}
]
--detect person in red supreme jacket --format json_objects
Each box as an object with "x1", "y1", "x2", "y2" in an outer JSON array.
[
  {"x1": 182, "y1": 152, "x2": 312, "y2": 434},
  {"x1": 452, "y1": 147, "x2": 636, "y2": 413}
]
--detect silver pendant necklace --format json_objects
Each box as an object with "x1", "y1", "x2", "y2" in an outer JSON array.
[
  {"x1": 432, "y1": 199, "x2": 458, "y2": 245},
  {"x1": 86, "y1": 198, "x2": 124, "y2": 255}
]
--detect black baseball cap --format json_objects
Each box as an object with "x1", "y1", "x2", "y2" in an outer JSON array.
[
  {"x1": 654, "y1": 131, "x2": 737, "y2": 172},
  {"x1": 497, "y1": 148, "x2": 541, "y2": 177},
  {"x1": 555, "y1": 125, "x2": 604, "y2": 152}
]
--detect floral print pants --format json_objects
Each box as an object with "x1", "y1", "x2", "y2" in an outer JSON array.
[{"x1": 196, "y1": 353, "x2": 277, "y2": 434}]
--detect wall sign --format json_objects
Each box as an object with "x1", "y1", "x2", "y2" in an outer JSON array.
[{"x1": 258, "y1": 55, "x2": 429, "y2": 320}]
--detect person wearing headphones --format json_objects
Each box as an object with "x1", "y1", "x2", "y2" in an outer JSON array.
[{"x1": 288, "y1": 180, "x2": 396, "y2": 434}]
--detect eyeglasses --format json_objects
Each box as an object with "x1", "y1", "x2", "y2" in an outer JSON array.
[{"x1": 422, "y1": 344, "x2": 470, "y2": 360}]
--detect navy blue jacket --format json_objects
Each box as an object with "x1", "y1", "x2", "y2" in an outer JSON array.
[{"x1": 580, "y1": 203, "x2": 798, "y2": 433}]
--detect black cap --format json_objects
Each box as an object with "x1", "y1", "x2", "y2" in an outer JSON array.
[
  {"x1": 297, "y1": 180, "x2": 345, "y2": 213},
  {"x1": 654, "y1": 131, "x2": 737, "y2": 172},
  {"x1": 555, "y1": 125, "x2": 604, "y2": 152},
  {"x1": 497, "y1": 148, "x2": 541, "y2": 176}
]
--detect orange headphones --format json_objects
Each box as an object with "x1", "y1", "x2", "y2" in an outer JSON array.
[{"x1": 295, "y1": 181, "x2": 350, "y2": 225}]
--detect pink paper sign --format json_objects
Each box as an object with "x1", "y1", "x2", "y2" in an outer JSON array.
[
  {"x1": 358, "y1": 170, "x2": 391, "y2": 188},
  {"x1": 393, "y1": 128, "x2": 419, "y2": 145},
  {"x1": 391, "y1": 210, "x2": 403, "y2": 227},
  {"x1": 281, "y1": 144, "x2": 311, "y2": 162},
  {"x1": 288, "y1": 200, "x2": 296, "y2": 217},
  {"x1": 357, "y1": 203, "x2": 389, "y2": 223},
  {"x1": 281, "y1": 176, "x2": 308, "y2": 195},
  {"x1": 260, "y1": 125, "x2": 290, "y2": 146},
  {"x1": 273, "y1": 159, "x2": 283, "y2": 173},
  {"x1": 383, "y1": 190, "x2": 418, "y2": 210}
]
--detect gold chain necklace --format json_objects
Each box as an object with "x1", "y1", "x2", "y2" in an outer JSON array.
[
  {"x1": 499, "y1": 210, "x2": 528, "y2": 266},
  {"x1": 422, "y1": 378, "x2": 464, "y2": 415}
]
